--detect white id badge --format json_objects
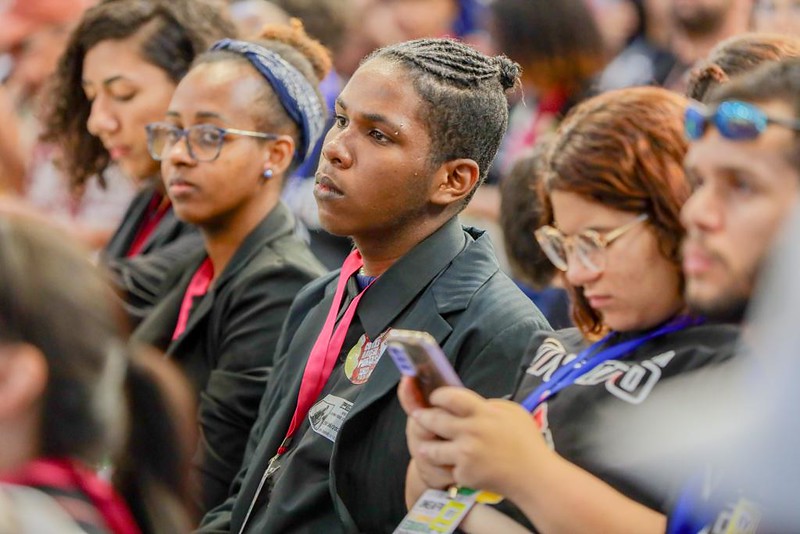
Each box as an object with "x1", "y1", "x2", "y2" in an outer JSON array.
[{"x1": 394, "y1": 488, "x2": 477, "y2": 534}]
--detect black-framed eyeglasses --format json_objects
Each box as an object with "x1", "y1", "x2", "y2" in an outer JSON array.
[
  {"x1": 145, "y1": 122, "x2": 278, "y2": 162},
  {"x1": 534, "y1": 213, "x2": 649, "y2": 274}
]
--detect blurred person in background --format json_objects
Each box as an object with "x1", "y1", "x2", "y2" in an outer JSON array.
[
  {"x1": 752, "y1": 0, "x2": 800, "y2": 37},
  {"x1": 483, "y1": 0, "x2": 605, "y2": 185},
  {"x1": 462, "y1": 0, "x2": 606, "y2": 268},
  {"x1": 664, "y1": 0, "x2": 753, "y2": 90},
  {"x1": 228, "y1": 0, "x2": 290, "y2": 37},
  {"x1": 753, "y1": 0, "x2": 800, "y2": 36},
  {"x1": 685, "y1": 32, "x2": 800, "y2": 102},
  {"x1": 0, "y1": 0, "x2": 138, "y2": 252},
  {"x1": 41, "y1": 0, "x2": 237, "y2": 323},
  {"x1": 499, "y1": 140, "x2": 572, "y2": 329},
  {"x1": 0, "y1": 214, "x2": 197, "y2": 533},
  {"x1": 132, "y1": 22, "x2": 327, "y2": 513},
  {"x1": 0, "y1": 0, "x2": 93, "y2": 193},
  {"x1": 591, "y1": 0, "x2": 679, "y2": 90}
]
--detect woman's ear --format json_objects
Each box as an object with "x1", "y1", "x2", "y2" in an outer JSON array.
[
  {"x1": 429, "y1": 158, "x2": 481, "y2": 208},
  {"x1": 0, "y1": 344, "x2": 47, "y2": 419},
  {"x1": 262, "y1": 135, "x2": 296, "y2": 179}
]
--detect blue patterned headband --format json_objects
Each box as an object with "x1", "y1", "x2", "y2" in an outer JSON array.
[{"x1": 210, "y1": 38, "x2": 326, "y2": 163}]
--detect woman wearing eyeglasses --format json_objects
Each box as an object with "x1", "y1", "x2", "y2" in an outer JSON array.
[
  {"x1": 398, "y1": 86, "x2": 740, "y2": 533},
  {"x1": 131, "y1": 22, "x2": 327, "y2": 514}
]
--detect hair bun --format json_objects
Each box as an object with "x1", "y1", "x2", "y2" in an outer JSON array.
[
  {"x1": 496, "y1": 55, "x2": 521, "y2": 91},
  {"x1": 258, "y1": 18, "x2": 332, "y2": 81}
]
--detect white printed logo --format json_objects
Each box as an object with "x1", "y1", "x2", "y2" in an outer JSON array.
[
  {"x1": 526, "y1": 336, "x2": 677, "y2": 405},
  {"x1": 308, "y1": 394, "x2": 354, "y2": 442}
]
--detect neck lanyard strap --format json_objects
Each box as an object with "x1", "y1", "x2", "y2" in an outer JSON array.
[
  {"x1": 276, "y1": 249, "x2": 375, "y2": 455},
  {"x1": 521, "y1": 316, "x2": 699, "y2": 412}
]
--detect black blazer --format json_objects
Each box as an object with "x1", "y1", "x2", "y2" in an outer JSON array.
[
  {"x1": 132, "y1": 202, "x2": 326, "y2": 513},
  {"x1": 200, "y1": 217, "x2": 551, "y2": 533},
  {"x1": 102, "y1": 183, "x2": 202, "y2": 324}
]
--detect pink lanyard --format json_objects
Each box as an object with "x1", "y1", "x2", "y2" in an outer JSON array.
[
  {"x1": 277, "y1": 249, "x2": 376, "y2": 455},
  {"x1": 171, "y1": 258, "x2": 214, "y2": 341}
]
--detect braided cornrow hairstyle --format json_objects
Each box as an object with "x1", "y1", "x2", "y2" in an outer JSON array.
[{"x1": 366, "y1": 38, "x2": 521, "y2": 206}]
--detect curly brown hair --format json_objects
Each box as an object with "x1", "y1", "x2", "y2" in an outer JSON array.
[
  {"x1": 687, "y1": 32, "x2": 800, "y2": 102},
  {"x1": 41, "y1": 0, "x2": 237, "y2": 189},
  {"x1": 541, "y1": 86, "x2": 690, "y2": 338}
]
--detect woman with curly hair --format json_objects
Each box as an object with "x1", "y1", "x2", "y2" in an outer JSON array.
[{"x1": 41, "y1": 0, "x2": 237, "y2": 321}]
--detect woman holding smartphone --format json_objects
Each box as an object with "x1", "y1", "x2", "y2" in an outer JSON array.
[{"x1": 399, "y1": 86, "x2": 740, "y2": 533}]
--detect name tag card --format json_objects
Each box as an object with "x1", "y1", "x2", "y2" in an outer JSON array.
[{"x1": 394, "y1": 488, "x2": 478, "y2": 534}]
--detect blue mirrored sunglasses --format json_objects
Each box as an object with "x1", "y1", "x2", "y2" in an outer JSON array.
[{"x1": 685, "y1": 100, "x2": 800, "y2": 141}]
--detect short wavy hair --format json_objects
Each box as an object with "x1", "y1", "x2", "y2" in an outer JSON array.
[
  {"x1": 686, "y1": 32, "x2": 800, "y2": 103},
  {"x1": 541, "y1": 86, "x2": 690, "y2": 338},
  {"x1": 41, "y1": 0, "x2": 237, "y2": 189}
]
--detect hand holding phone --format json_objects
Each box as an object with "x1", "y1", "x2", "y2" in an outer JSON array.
[
  {"x1": 386, "y1": 329, "x2": 462, "y2": 407},
  {"x1": 389, "y1": 329, "x2": 505, "y2": 506}
]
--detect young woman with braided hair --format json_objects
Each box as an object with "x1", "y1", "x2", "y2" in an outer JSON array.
[
  {"x1": 198, "y1": 37, "x2": 549, "y2": 533},
  {"x1": 131, "y1": 21, "x2": 328, "y2": 514}
]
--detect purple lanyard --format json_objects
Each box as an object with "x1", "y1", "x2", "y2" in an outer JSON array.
[{"x1": 521, "y1": 316, "x2": 700, "y2": 412}]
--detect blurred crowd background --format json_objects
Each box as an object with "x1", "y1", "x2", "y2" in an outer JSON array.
[{"x1": 0, "y1": 0, "x2": 793, "y2": 268}]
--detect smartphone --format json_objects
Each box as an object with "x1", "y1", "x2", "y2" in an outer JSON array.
[{"x1": 386, "y1": 329, "x2": 463, "y2": 406}]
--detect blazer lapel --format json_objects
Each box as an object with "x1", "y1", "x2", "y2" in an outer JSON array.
[
  {"x1": 343, "y1": 293, "x2": 452, "y2": 422},
  {"x1": 167, "y1": 286, "x2": 216, "y2": 355},
  {"x1": 342, "y1": 228, "x2": 499, "y2": 422},
  {"x1": 103, "y1": 187, "x2": 153, "y2": 259}
]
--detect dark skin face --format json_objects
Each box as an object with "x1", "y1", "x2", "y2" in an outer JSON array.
[
  {"x1": 314, "y1": 57, "x2": 479, "y2": 276},
  {"x1": 161, "y1": 61, "x2": 294, "y2": 278}
]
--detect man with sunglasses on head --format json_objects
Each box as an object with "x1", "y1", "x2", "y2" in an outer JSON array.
[
  {"x1": 662, "y1": 57, "x2": 800, "y2": 534},
  {"x1": 681, "y1": 60, "x2": 800, "y2": 325},
  {"x1": 592, "y1": 58, "x2": 800, "y2": 533}
]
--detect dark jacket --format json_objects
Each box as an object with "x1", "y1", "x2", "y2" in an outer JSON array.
[
  {"x1": 200, "y1": 217, "x2": 550, "y2": 533},
  {"x1": 133, "y1": 202, "x2": 326, "y2": 513},
  {"x1": 102, "y1": 183, "x2": 203, "y2": 324}
]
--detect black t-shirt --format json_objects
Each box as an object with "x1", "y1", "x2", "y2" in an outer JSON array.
[{"x1": 514, "y1": 323, "x2": 740, "y2": 513}]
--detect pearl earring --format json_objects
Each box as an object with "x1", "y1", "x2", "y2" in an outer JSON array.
[{"x1": 262, "y1": 168, "x2": 273, "y2": 180}]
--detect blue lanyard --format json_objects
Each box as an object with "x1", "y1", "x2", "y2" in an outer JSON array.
[{"x1": 521, "y1": 316, "x2": 699, "y2": 412}]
